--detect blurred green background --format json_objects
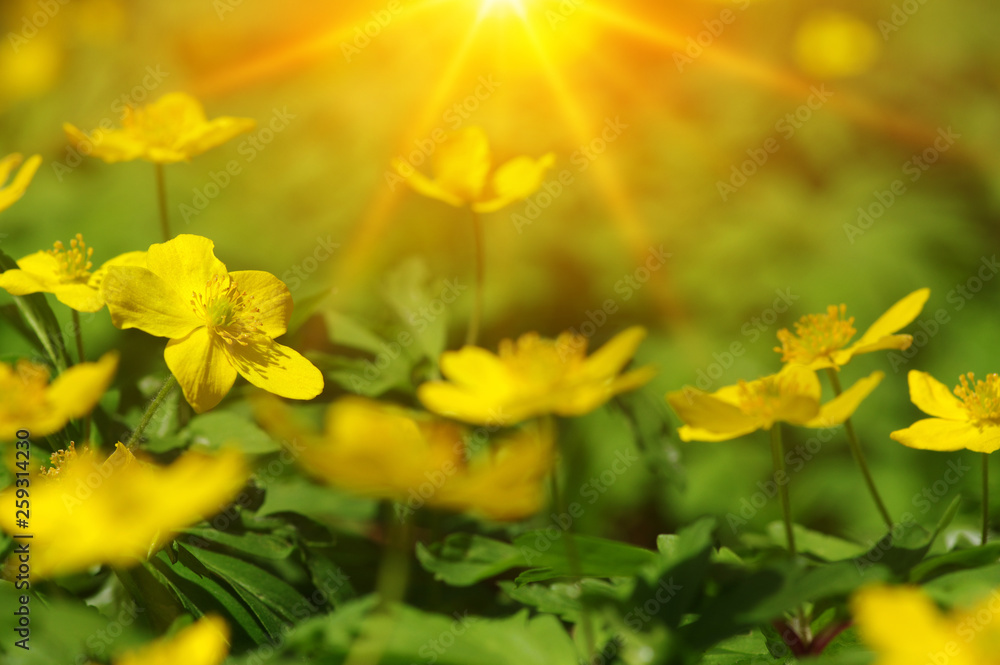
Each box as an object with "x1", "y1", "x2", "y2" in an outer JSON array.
[{"x1": 2, "y1": 0, "x2": 999, "y2": 550}]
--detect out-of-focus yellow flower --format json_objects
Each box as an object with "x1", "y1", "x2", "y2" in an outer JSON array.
[
  {"x1": 0, "y1": 234, "x2": 146, "y2": 312},
  {"x1": 890, "y1": 371, "x2": 1000, "y2": 453},
  {"x1": 0, "y1": 352, "x2": 117, "y2": 439},
  {"x1": 775, "y1": 289, "x2": 930, "y2": 370},
  {"x1": 0, "y1": 32, "x2": 62, "y2": 105},
  {"x1": 112, "y1": 615, "x2": 230, "y2": 665},
  {"x1": 666, "y1": 365, "x2": 883, "y2": 442},
  {"x1": 392, "y1": 126, "x2": 555, "y2": 213},
  {"x1": 0, "y1": 443, "x2": 247, "y2": 578},
  {"x1": 794, "y1": 11, "x2": 881, "y2": 79},
  {"x1": 255, "y1": 396, "x2": 555, "y2": 521},
  {"x1": 852, "y1": 584, "x2": 1000, "y2": 665},
  {"x1": 101, "y1": 234, "x2": 323, "y2": 413},
  {"x1": 0, "y1": 153, "x2": 41, "y2": 214},
  {"x1": 64, "y1": 92, "x2": 255, "y2": 164},
  {"x1": 418, "y1": 327, "x2": 655, "y2": 426}
]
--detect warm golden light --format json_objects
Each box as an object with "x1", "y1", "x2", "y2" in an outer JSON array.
[{"x1": 478, "y1": 0, "x2": 528, "y2": 20}]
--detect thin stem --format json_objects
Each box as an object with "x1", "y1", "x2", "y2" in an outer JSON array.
[
  {"x1": 155, "y1": 163, "x2": 171, "y2": 242},
  {"x1": 550, "y1": 469, "x2": 596, "y2": 661},
  {"x1": 825, "y1": 369, "x2": 894, "y2": 530},
  {"x1": 771, "y1": 424, "x2": 796, "y2": 558},
  {"x1": 984, "y1": 453, "x2": 990, "y2": 545},
  {"x1": 71, "y1": 310, "x2": 91, "y2": 441},
  {"x1": 126, "y1": 375, "x2": 177, "y2": 449},
  {"x1": 465, "y1": 210, "x2": 485, "y2": 347},
  {"x1": 343, "y1": 509, "x2": 413, "y2": 665}
]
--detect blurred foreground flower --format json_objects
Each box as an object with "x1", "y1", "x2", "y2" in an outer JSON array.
[
  {"x1": 794, "y1": 11, "x2": 881, "y2": 78},
  {"x1": 418, "y1": 327, "x2": 655, "y2": 426},
  {"x1": 0, "y1": 352, "x2": 117, "y2": 438},
  {"x1": 101, "y1": 234, "x2": 323, "y2": 413},
  {"x1": 667, "y1": 365, "x2": 883, "y2": 441},
  {"x1": 775, "y1": 288, "x2": 929, "y2": 370},
  {"x1": 255, "y1": 396, "x2": 555, "y2": 521},
  {"x1": 0, "y1": 233, "x2": 146, "y2": 312},
  {"x1": 852, "y1": 584, "x2": 1000, "y2": 665},
  {"x1": 110, "y1": 615, "x2": 229, "y2": 665},
  {"x1": 0, "y1": 153, "x2": 41, "y2": 214},
  {"x1": 392, "y1": 126, "x2": 555, "y2": 213},
  {"x1": 891, "y1": 371, "x2": 1000, "y2": 453},
  {"x1": 64, "y1": 92, "x2": 255, "y2": 164},
  {"x1": 0, "y1": 443, "x2": 246, "y2": 578}
]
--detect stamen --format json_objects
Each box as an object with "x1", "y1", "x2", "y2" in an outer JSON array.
[
  {"x1": 47, "y1": 233, "x2": 94, "y2": 282},
  {"x1": 190, "y1": 275, "x2": 262, "y2": 345},
  {"x1": 776, "y1": 304, "x2": 857, "y2": 364},
  {"x1": 954, "y1": 373, "x2": 1000, "y2": 426}
]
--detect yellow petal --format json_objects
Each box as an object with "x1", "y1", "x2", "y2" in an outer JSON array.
[
  {"x1": 432, "y1": 126, "x2": 491, "y2": 203},
  {"x1": 805, "y1": 370, "x2": 883, "y2": 427},
  {"x1": 581, "y1": 326, "x2": 647, "y2": 379},
  {"x1": 165, "y1": 327, "x2": 237, "y2": 413},
  {"x1": 88, "y1": 250, "x2": 148, "y2": 291},
  {"x1": 0, "y1": 153, "x2": 41, "y2": 213},
  {"x1": 227, "y1": 270, "x2": 292, "y2": 337},
  {"x1": 392, "y1": 157, "x2": 465, "y2": 207},
  {"x1": 840, "y1": 333, "x2": 913, "y2": 360},
  {"x1": 851, "y1": 585, "x2": 965, "y2": 665},
  {"x1": 474, "y1": 152, "x2": 557, "y2": 214},
  {"x1": 890, "y1": 418, "x2": 1000, "y2": 453},
  {"x1": 145, "y1": 234, "x2": 229, "y2": 300},
  {"x1": 907, "y1": 370, "x2": 966, "y2": 420},
  {"x1": 853, "y1": 288, "x2": 930, "y2": 348},
  {"x1": 227, "y1": 338, "x2": 324, "y2": 401},
  {"x1": 0, "y1": 153, "x2": 23, "y2": 185},
  {"x1": 47, "y1": 352, "x2": 118, "y2": 420},
  {"x1": 52, "y1": 283, "x2": 104, "y2": 312},
  {"x1": 117, "y1": 615, "x2": 230, "y2": 665},
  {"x1": 0, "y1": 251, "x2": 61, "y2": 295},
  {"x1": 102, "y1": 266, "x2": 200, "y2": 338},
  {"x1": 63, "y1": 123, "x2": 144, "y2": 163},
  {"x1": 179, "y1": 116, "x2": 256, "y2": 159},
  {"x1": 439, "y1": 346, "x2": 509, "y2": 388},
  {"x1": 677, "y1": 423, "x2": 761, "y2": 442},
  {"x1": 666, "y1": 386, "x2": 760, "y2": 435},
  {"x1": 418, "y1": 381, "x2": 505, "y2": 425}
]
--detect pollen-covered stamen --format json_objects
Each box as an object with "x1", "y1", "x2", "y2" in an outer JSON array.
[
  {"x1": 190, "y1": 274, "x2": 263, "y2": 345},
  {"x1": 737, "y1": 372, "x2": 814, "y2": 426},
  {"x1": 499, "y1": 333, "x2": 587, "y2": 386},
  {"x1": 47, "y1": 233, "x2": 94, "y2": 282},
  {"x1": 775, "y1": 304, "x2": 857, "y2": 363},
  {"x1": 954, "y1": 373, "x2": 1000, "y2": 426}
]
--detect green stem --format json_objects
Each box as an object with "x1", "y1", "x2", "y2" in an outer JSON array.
[
  {"x1": 155, "y1": 163, "x2": 171, "y2": 242},
  {"x1": 126, "y1": 375, "x2": 177, "y2": 449},
  {"x1": 550, "y1": 469, "x2": 596, "y2": 661},
  {"x1": 465, "y1": 210, "x2": 484, "y2": 347},
  {"x1": 71, "y1": 310, "x2": 91, "y2": 442},
  {"x1": 771, "y1": 424, "x2": 796, "y2": 558},
  {"x1": 343, "y1": 509, "x2": 413, "y2": 665},
  {"x1": 984, "y1": 453, "x2": 990, "y2": 544},
  {"x1": 825, "y1": 369, "x2": 893, "y2": 529}
]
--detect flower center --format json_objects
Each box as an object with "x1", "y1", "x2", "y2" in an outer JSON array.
[
  {"x1": 775, "y1": 304, "x2": 857, "y2": 364},
  {"x1": 47, "y1": 233, "x2": 93, "y2": 283},
  {"x1": 40, "y1": 442, "x2": 83, "y2": 478},
  {"x1": 498, "y1": 332, "x2": 587, "y2": 386},
  {"x1": 190, "y1": 274, "x2": 262, "y2": 345},
  {"x1": 954, "y1": 373, "x2": 1000, "y2": 426},
  {"x1": 736, "y1": 371, "x2": 814, "y2": 427}
]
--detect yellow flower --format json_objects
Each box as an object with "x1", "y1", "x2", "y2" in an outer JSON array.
[
  {"x1": 0, "y1": 153, "x2": 41, "y2": 213},
  {"x1": 890, "y1": 371, "x2": 1000, "y2": 453},
  {"x1": 392, "y1": 126, "x2": 555, "y2": 213},
  {"x1": 0, "y1": 233, "x2": 146, "y2": 312},
  {"x1": 793, "y1": 11, "x2": 881, "y2": 78},
  {"x1": 255, "y1": 396, "x2": 555, "y2": 521},
  {"x1": 666, "y1": 365, "x2": 883, "y2": 441},
  {"x1": 112, "y1": 615, "x2": 229, "y2": 665},
  {"x1": 0, "y1": 443, "x2": 247, "y2": 579},
  {"x1": 418, "y1": 327, "x2": 656, "y2": 426},
  {"x1": 101, "y1": 234, "x2": 323, "y2": 413},
  {"x1": 63, "y1": 92, "x2": 255, "y2": 164},
  {"x1": 775, "y1": 288, "x2": 930, "y2": 370},
  {"x1": 0, "y1": 352, "x2": 118, "y2": 438},
  {"x1": 852, "y1": 584, "x2": 1000, "y2": 665}
]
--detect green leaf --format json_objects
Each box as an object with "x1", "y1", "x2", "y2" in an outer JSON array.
[
  {"x1": 922, "y1": 562, "x2": 1000, "y2": 607},
  {"x1": 767, "y1": 522, "x2": 868, "y2": 561},
  {"x1": 911, "y1": 542, "x2": 1000, "y2": 583},
  {"x1": 0, "y1": 248, "x2": 70, "y2": 372},
  {"x1": 322, "y1": 310, "x2": 391, "y2": 355},
  {"x1": 514, "y1": 532, "x2": 659, "y2": 585},
  {"x1": 416, "y1": 533, "x2": 525, "y2": 586},
  {"x1": 256, "y1": 477, "x2": 377, "y2": 524},
  {"x1": 182, "y1": 526, "x2": 296, "y2": 560},
  {"x1": 187, "y1": 410, "x2": 280, "y2": 454},
  {"x1": 381, "y1": 257, "x2": 449, "y2": 362}
]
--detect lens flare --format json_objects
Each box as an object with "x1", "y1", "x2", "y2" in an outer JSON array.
[{"x1": 479, "y1": 0, "x2": 528, "y2": 20}]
